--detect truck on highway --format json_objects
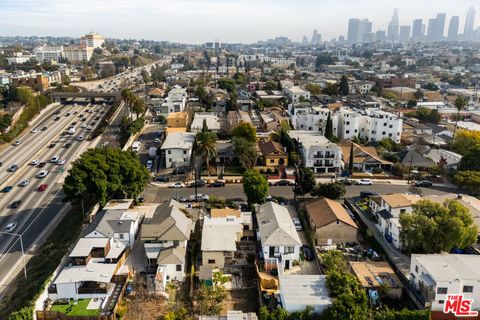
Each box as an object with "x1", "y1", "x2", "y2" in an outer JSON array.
[
  {"x1": 149, "y1": 147, "x2": 157, "y2": 158},
  {"x1": 132, "y1": 141, "x2": 141, "y2": 152}
]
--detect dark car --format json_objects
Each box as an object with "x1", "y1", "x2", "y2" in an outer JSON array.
[
  {"x1": 10, "y1": 200, "x2": 22, "y2": 208},
  {"x1": 155, "y1": 176, "x2": 168, "y2": 183},
  {"x1": 209, "y1": 181, "x2": 225, "y2": 187},
  {"x1": 41, "y1": 126, "x2": 48, "y2": 131},
  {"x1": 94, "y1": 116, "x2": 100, "y2": 120},
  {"x1": 53, "y1": 116, "x2": 60, "y2": 121},
  {"x1": 54, "y1": 110, "x2": 61, "y2": 115},
  {"x1": 38, "y1": 162, "x2": 46, "y2": 168},
  {"x1": 48, "y1": 143, "x2": 56, "y2": 149},
  {"x1": 7, "y1": 164, "x2": 18, "y2": 172},
  {"x1": 81, "y1": 117, "x2": 87, "y2": 122},
  {"x1": 275, "y1": 179, "x2": 294, "y2": 186},
  {"x1": 2, "y1": 186, "x2": 13, "y2": 193},
  {"x1": 64, "y1": 143, "x2": 72, "y2": 148},
  {"x1": 71, "y1": 122, "x2": 77, "y2": 126},
  {"x1": 38, "y1": 184, "x2": 48, "y2": 192},
  {"x1": 302, "y1": 245, "x2": 314, "y2": 261},
  {"x1": 190, "y1": 180, "x2": 206, "y2": 188},
  {"x1": 359, "y1": 191, "x2": 378, "y2": 198},
  {"x1": 415, "y1": 180, "x2": 433, "y2": 188}
]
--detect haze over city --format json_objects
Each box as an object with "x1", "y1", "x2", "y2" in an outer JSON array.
[{"x1": 1, "y1": 0, "x2": 479, "y2": 43}]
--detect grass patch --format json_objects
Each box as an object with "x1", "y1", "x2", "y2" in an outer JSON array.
[
  {"x1": 51, "y1": 299, "x2": 100, "y2": 316},
  {"x1": 0, "y1": 200, "x2": 94, "y2": 319}
]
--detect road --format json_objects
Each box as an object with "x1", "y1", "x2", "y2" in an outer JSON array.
[
  {"x1": 0, "y1": 101, "x2": 110, "y2": 296},
  {"x1": 141, "y1": 182, "x2": 458, "y2": 204}
]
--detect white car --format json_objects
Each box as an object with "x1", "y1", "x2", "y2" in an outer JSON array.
[
  {"x1": 13, "y1": 140, "x2": 21, "y2": 146},
  {"x1": 77, "y1": 136, "x2": 84, "y2": 141},
  {"x1": 154, "y1": 138, "x2": 160, "y2": 143},
  {"x1": 31, "y1": 128, "x2": 38, "y2": 133},
  {"x1": 292, "y1": 218, "x2": 303, "y2": 231},
  {"x1": 169, "y1": 182, "x2": 185, "y2": 188},
  {"x1": 57, "y1": 159, "x2": 66, "y2": 165},
  {"x1": 86, "y1": 126, "x2": 93, "y2": 130},
  {"x1": 37, "y1": 170, "x2": 49, "y2": 178},
  {"x1": 19, "y1": 179, "x2": 30, "y2": 187},
  {"x1": 357, "y1": 179, "x2": 373, "y2": 185},
  {"x1": 5, "y1": 222, "x2": 17, "y2": 232},
  {"x1": 30, "y1": 159, "x2": 40, "y2": 166},
  {"x1": 50, "y1": 155, "x2": 60, "y2": 163},
  {"x1": 80, "y1": 124, "x2": 87, "y2": 129}
]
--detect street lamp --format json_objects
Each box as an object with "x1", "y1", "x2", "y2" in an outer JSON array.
[{"x1": 0, "y1": 231, "x2": 26, "y2": 280}]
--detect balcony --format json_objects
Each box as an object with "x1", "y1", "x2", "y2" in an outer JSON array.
[
  {"x1": 324, "y1": 163, "x2": 334, "y2": 167},
  {"x1": 313, "y1": 154, "x2": 324, "y2": 158},
  {"x1": 314, "y1": 161, "x2": 323, "y2": 166},
  {"x1": 324, "y1": 154, "x2": 335, "y2": 158}
]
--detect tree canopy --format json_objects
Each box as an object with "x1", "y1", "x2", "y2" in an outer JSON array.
[
  {"x1": 64, "y1": 148, "x2": 149, "y2": 206},
  {"x1": 217, "y1": 78, "x2": 236, "y2": 93},
  {"x1": 296, "y1": 167, "x2": 316, "y2": 195},
  {"x1": 243, "y1": 170, "x2": 269, "y2": 205},
  {"x1": 311, "y1": 182, "x2": 346, "y2": 199},
  {"x1": 453, "y1": 170, "x2": 480, "y2": 195},
  {"x1": 232, "y1": 121, "x2": 257, "y2": 143},
  {"x1": 399, "y1": 199, "x2": 478, "y2": 253},
  {"x1": 452, "y1": 130, "x2": 480, "y2": 156},
  {"x1": 233, "y1": 137, "x2": 258, "y2": 170},
  {"x1": 339, "y1": 75, "x2": 349, "y2": 96},
  {"x1": 458, "y1": 148, "x2": 480, "y2": 171}
]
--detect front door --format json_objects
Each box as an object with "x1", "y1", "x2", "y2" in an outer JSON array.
[
  {"x1": 285, "y1": 260, "x2": 290, "y2": 270},
  {"x1": 269, "y1": 246, "x2": 275, "y2": 257}
]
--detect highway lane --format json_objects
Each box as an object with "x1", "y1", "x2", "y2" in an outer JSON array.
[{"x1": 0, "y1": 103, "x2": 109, "y2": 256}]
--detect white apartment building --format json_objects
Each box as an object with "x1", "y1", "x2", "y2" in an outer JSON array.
[
  {"x1": 156, "y1": 85, "x2": 187, "y2": 114},
  {"x1": 80, "y1": 32, "x2": 105, "y2": 49},
  {"x1": 6, "y1": 52, "x2": 34, "y2": 65},
  {"x1": 160, "y1": 132, "x2": 195, "y2": 169},
  {"x1": 288, "y1": 105, "x2": 339, "y2": 136},
  {"x1": 288, "y1": 130, "x2": 342, "y2": 174},
  {"x1": 63, "y1": 45, "x2": 93, "y2": 62},
  {"x1": 284, "y1": 86, "x2": 311, "y2": 103},
  {"x1": 410, "y1": 254, "x2": 480, "y2": 311},
  {"x1": 34, "y1": 45, "x2": 64, "y2": 62}
]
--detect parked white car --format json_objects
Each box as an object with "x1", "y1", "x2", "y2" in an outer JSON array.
[
  {"x1": 356, "y1": 179, "x2": 373, "y2": 185},
  {"x1": 169, "y1": 182, "x2": 185, "y2": 188}
]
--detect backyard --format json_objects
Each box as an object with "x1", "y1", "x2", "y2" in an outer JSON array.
[{"x1": 50, "y1": 299, "x2": 100, "y2": 316}]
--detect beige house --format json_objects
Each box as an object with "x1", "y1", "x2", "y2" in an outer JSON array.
[
  {"x1": 305, "y1": 197, "x2": 358, "y2": 246},
  {"x1": 350, "y1": 261, "x2": 404, "y2": 299}
]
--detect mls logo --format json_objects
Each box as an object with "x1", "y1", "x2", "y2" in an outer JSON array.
[{"x1": 443, "y1": 294, "x2": 479, "y2": 317}]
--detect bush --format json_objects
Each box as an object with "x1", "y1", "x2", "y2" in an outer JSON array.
[{"x1": 372, "y1": 167, "x2": 384, "y2": 174}]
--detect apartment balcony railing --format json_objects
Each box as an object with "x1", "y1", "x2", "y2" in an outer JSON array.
[
  {"x1": 313, "y1": 154, "x2": 324, "y2": 158},
  {"x1": 325, "y1": 154, "x2": 335, "y2": 158}
]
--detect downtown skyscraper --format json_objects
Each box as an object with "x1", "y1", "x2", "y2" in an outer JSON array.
[
  {"x1": 387, "y1": 8, "x2": 400, "y2": 40},
  {"x1": 464, "y1": 6, "x2": 476, "y2": 40},
  {"x1": 447, "y1": 16, "x2": 459, "y2": 40}
]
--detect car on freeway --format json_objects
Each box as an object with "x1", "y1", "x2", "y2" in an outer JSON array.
[
  {"x1": 73, "y1": 111, "x2": 78, "y2": 115},
  {"x1": 10, "y1": 200, "x2": 22, "y2": 209},
  {"x1": 302, "y1": 245, "x2": 314, "y2": 261},
  {"x1": 53, "y1": 110, "x2": 61, "y2": 115},
  {"x1": 71, "y1": 122, "x2": 77, "y2": 126},
  {"x1": 94, "y1": 116, "x2": 100, "y2": 121},
  {"x1": 7, "y1": 164, "x2": 18, "y2": 172},
  {"x1": 65, "y1": 112, "x2": 71, "y2": 117},
  {"x1": 38, "y1": 184, "x2": 48, "y2": 192},
  {"x1": 81, "y1": 117, "x2": 87, "y2": 122},
  {"x1": 48, "y1": 143, "x2": 56, "y2": 148},
  {"x1": 57, "y1": 159, "x2": 66, "y2": 165},
  {"x1": 189, "y1": 180, "x2": 206, "y2": 188},
  {"x1": 0, "y1": 161, "x2": 2, "y2": 167},
  {"x1": 41, "y1": 126, "x2": 48, "y2": 131},
  {"x1": 38, "y1": 162, "x2": 46, "y2": 168},
  {"x1": 169, "y1": 182, "x2": 185, "y2": 188},
  {"x1": 64, "y1": 143, "x2": 72, "y2": 148},
  {"x1": 90, "y1": 121, "x2": 96, "y2": 126},
  {"x1": 86, "y1": 126, "x2": 93, "y2": 130},
  {"x1": 31, "y1": 128, "x2": 38, "y2": 133},
  {"x1": 80, "y1": 124, "x2": 87, "y2": 128},
  {"x1": 5, "y1": 222, "x2": 17, "y2": 232},
  {"x1": 292, "y1": 218, "x2": 303, "y2": 231},
  {"x1": 19, "y1": 179, "x2": 30, "y2": 187},
  {"x1": 37, "y1": 170, "x2": 49, "y2": 178},
  {"x1": 50, "y1": 155, "x2": 60, "y2": 163},
  {"x1": 77, "y1": 136, "x2": 84, "y2": 141},
  {"x1": 13, "y1": 140, "x2": 21, "y2": 146},
  {"x1": 30, "y1": 159, "x2": 40, "y2": 165},
  {"x1": 78, "y1": 114, "x2": 84, "y2": 118},
  {"x1": 1, "y1": 186, "x2": 13, "y2": 192},
  {"x1": 356, "y1": 179, "x2": 373, "y2": 185},
  {"x1": 415, "y1": 180, "x2": 433, "y2": 188},
  {"x1": 208, "y1": 181, "x2": 225, "y2": 187},
  {"x1": 53, "y1": 116, "x2": 60, "y2": 121}
]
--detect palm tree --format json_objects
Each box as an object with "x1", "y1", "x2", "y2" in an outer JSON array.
[
  {"x1": 195, "y1": 128, "x2": 217, "y2": 178},
  {"x1": 453, "y1": 96, "x2": 468, "y2": 140}
]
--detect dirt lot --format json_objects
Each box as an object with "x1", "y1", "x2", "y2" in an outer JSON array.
[{"x1": 223, "y1": 288, "x2": 260, "y2": 314}]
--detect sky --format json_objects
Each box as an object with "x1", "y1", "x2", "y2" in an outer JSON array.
[{"x1": 0, "y1": 0, "x2": 478, "y2": 44}]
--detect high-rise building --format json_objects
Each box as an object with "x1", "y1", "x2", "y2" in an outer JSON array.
[
  {"x1": 80, "y1": 32, "x2": 105, "y2": 49},
  {"x1": 464, "y1": 6, "x2": 476, "y2": 39},
  {"x1": 375, "y1": 30, "x2": 386, "y2": 42},
  {"x1": 387, "y1": 8, "x2": 400, "y2": 40},
  {"x1": 427, "y1": 13, "x2": 446, "y2": 41},
  {"x1": 447, "y1": 16, "x2": 460, "y2": 40},
  {"x1": 311, "y1": 29, "x2": 321, "y2": 45},
  {"x1": 399, "y1": 26, "x2": 411, "y2": 41},
  {"x1": 302, "y1": 36, "x2": 308, "y2": 45},
  {"x1": 347, "y1": 18, "x2": 372, "y2": 43},
  {"x1": 412, "y1": 19, "x2": 424, "y2": 39}
]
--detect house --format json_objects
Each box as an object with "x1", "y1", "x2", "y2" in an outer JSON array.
[
  {"x1": 409, "y1": 254, "x2": 480, "y2": 317},
  {"x1": 425, "y1": 149, "x2": 462, "y2": 172},
  {"x1": 258, "y1": 140, "x2": 288, "y2": 167},
  {"x1": 141, "y1": 200, "x2": 193, "y2": 290},
  {"x1": 257, "y1": 202, "x2": 302, "y2": 271},
  {"x1": 215, "y1": 140, "x2": 235, "y2": 165},
  {"x1": 190, "y1": 112, "x2": 222, "y2": 133},
  {"x1": 279, "y1": 275, "x2": 332, "y2": 313},
  {"x1": 259, "y1": 110, "x2": 286, "y2": 132},
  {"x1": 350, "y1": 261, "x2": 404, "y2": 299},
  {"x1": 288, "y1": 130, "x2": 342, "y2": 174},
  {"x1": 305, "y1": 197, "x2": 358, "y2": 246},
  {"x1": 284, "y1": 86, "x2": 311, "y2": 103},
  {"x1": 156, "y1": 85, "x2": 187, "y2": 115},
  {"x1": 201, "y1": 208, "x2": 252, "y2": 270},
  {"x1": 401, "y1": 149, "x2": 436, "y2": 171},
  {"x1": 160, "y1": 132, "x2": 195, "y2": 169},
  {"x1": 226, "y1": 111, "x2": 252, "y2": 133},
  {"x1": 369, "y1": 193, "x2": 422, "y2": 249},
  {"x1": 339, "y1": 140, "x2": 392, "y2": 172},
  {"x1": 167, "y1": 111, "x2": 189, "y2": 128}
]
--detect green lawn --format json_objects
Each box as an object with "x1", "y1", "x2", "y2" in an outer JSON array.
[{"x1": 51, "y1": 299, "x2": 100, "y2": 316}]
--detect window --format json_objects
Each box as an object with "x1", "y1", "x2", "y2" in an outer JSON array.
[
  {"x1": 270, "y1": 159, "x2": 275, "y2": 164},
  {"x1": 168, "y1": 150, "x2": 171, "y2": 154},
  {"x1": 438, "y1": 300, "x2": 444, "y2": 304},
  {"x1": 346, "y1": 121, "x2": 350, "y2": 125},
  {"x1": 173, "y1": 240, "x2": 179, "y2": 246},
  {"x1": 463, "y1": 286, "x2": 474, "y2": 293},
  {"x1": 183, "y1": 150, "x2": 187, "y2": 154},
  {"x1": 208, "y1": 259, "x2": 215, "y2": 264},
  {"x1": 284, "y1": 246, "x2": 294, "y2": 254},
  {"x1": 346, "y1": 130, "x2": 350, "y2": 134},
  {"x1": 176, "y1": 264, "x2": 182, "y2": 272},
  {"x1": 400, "y1": 209, "x2": 406, "y2": 214},
  {"x1": 437, "y1": 287, "x2": 448, "y2": 294},
  {"x1": 119, "y1": 234, "x2": 124, "y2": 239},
  {"x1": 382, "y1": 131, "x2": 386, "y2": 135}
]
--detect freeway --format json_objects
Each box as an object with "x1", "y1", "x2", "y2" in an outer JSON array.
[{"x1": 0, "y1": 101, "x2": 110, "y2": 295}]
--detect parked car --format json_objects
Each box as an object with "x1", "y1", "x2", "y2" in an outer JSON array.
[
  {"x1": 208, "y1": 181, "x2": 225, "y2": 187},
  {"x1": 302, "y1": 245, "x2": 314, "y2": 261},
  {"x1": 415, "y1": 180, "x2": 433, "y2": 187},
  {"x1": 356, "y1": 179, "x2": 373, "y2": 185},
  {"x1": 173, "y1": 196, "x2": 187, "y2": 202},
  {"x1": 170, "y1": 182, "x2": 185, "y2": 188},
  {"x1": 337, "y1": 177, "x2": 354, "y2": 185},
  {"x1": 359, "y1": 191, "x2": 378, "y2": 198},
  {"x1": 48, "y1": 143, "x2": 56, "y2": 148},
  {"x1": 10, "y1": 200, "x2": 22, "y2": 209},
  {"x1": 30, "y1": 159, "x2": 40, "y2": 165},
  {"x1": 5, "y1": 222, "x2": 17, "y2": 232},
  {"x1": 146, "y1": 160, "x2": 153, "y2": 170},
  {"x1": 189, "y1": 180, "x2": 206, "y2": 188},
  {"x1": 275, "y1": 179, "x2": 295, "y2": 186},
  {"x1": 155, "y1": 176, "x2": 168, "y2": 183},
  {"x1": 31, "y1": 128, "x2": 38, "y2": 133},
  {"x1": 292, "y1": 218, "x2": 303, "y2": 231},
  {"x1": 38, "y1": 184, "x2": 48, "y2": 192},
  {"x1": 189, "y1": 194, "x2": 209, "y2": 201},
  {"x1": 57, "y1": 159, "x2": 66, "y2": 165},
  {"x1": 64, "y1": 143, "x2": 71, "y2": 148}
]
